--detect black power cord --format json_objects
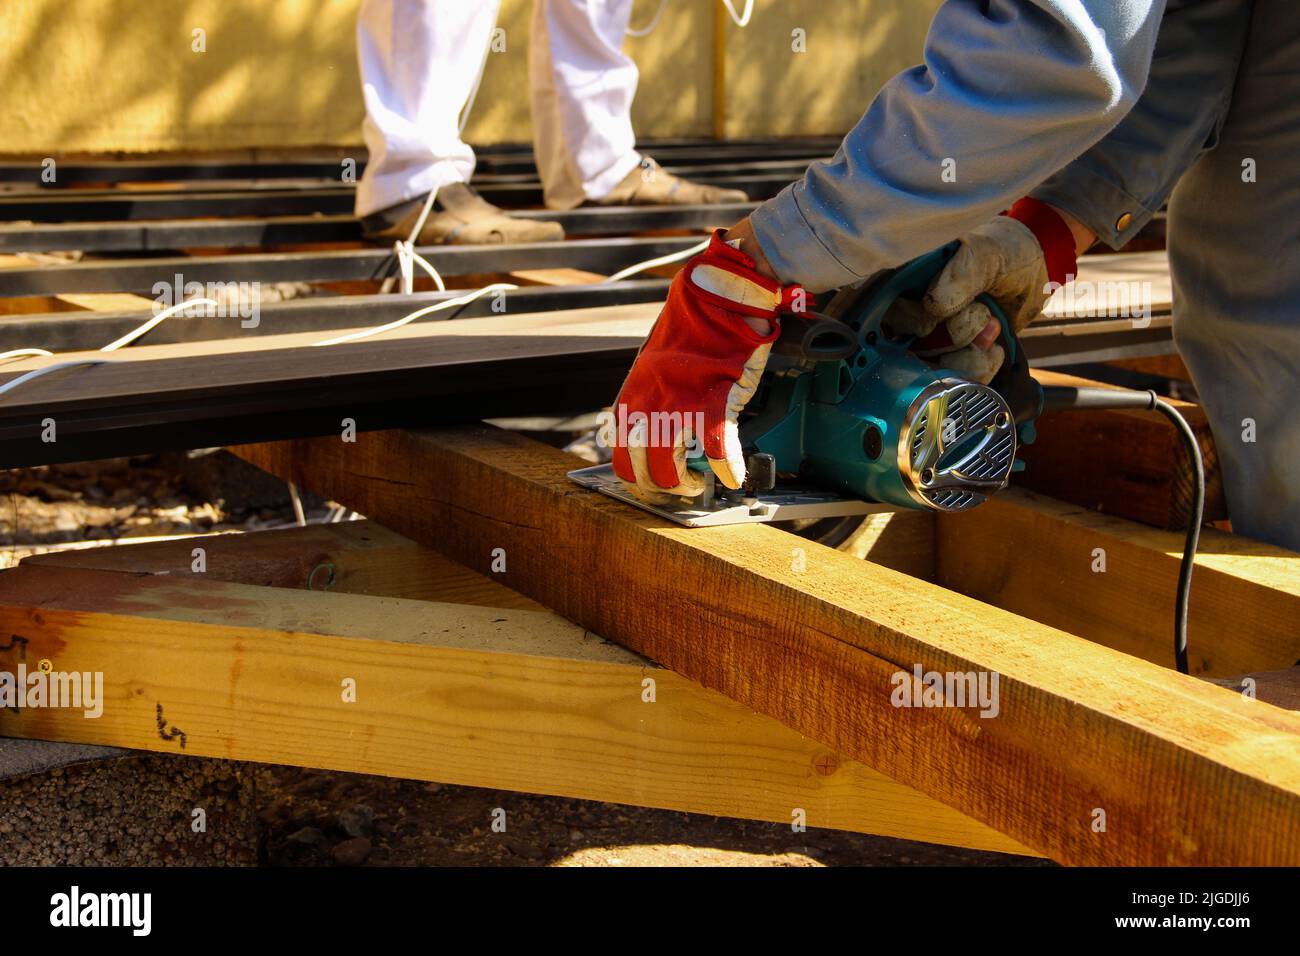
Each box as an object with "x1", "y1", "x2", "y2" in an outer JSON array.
[{"x1": 1041, "y1": 385, "x2": 1205, "y2": 674}]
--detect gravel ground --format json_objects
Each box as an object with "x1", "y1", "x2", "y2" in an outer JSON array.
[
  {"x1": 0, "y1": 752, "x2": 257, "y2": 866},
  {"x1": 256, "y1": 765, "x2": 1043, "y2": 868},
  {"x1": 0, "y1": 452, "x2": 1044, "y2": 867}
]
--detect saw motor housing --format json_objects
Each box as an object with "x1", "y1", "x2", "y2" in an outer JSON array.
[{"x1": 738, "y1": 242, "x2": 1044, "y2": 513}]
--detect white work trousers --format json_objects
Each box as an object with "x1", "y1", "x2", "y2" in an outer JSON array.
[{"x1": 355, "y1": 0, "x2": 642, "y2": 218}]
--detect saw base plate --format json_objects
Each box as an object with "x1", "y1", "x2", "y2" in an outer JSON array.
[{"x1": 567, "y1": 464, "x2": 884, "y2": 528}]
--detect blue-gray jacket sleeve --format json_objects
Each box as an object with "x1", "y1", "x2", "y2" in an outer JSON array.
[
  {"x1": 1030, "y1": 0, "x2": 1253, "y2": 250},
  {"x1": 750, "y1": 0, "x2": 1167, "y2": 291}
]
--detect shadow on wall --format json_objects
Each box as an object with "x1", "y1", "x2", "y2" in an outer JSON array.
[
  {"x1": 722, "y1": 0, "x2": 938, "y2": 139},
  {"x1": 0, "y1": 0, "x2": 940, "y2": 156},
  {"x1": 0, "y1": 0, "x2": 366, "y2": 155}
]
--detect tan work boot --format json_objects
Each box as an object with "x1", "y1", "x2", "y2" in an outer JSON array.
[
  {"x1": 363, "y1": 182, "x2": 565, "y2": 245},
  {"x1": 596, "y1": 156, "x2": 749, "y2": 206}
]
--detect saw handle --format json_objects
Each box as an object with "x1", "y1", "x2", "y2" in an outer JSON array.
[
  {"x1": 897, "y1": 242, "x2": 1044, "y2": 428},
  {"x1": 772, "y1": 313, "x2": 859, "y2": 362}
]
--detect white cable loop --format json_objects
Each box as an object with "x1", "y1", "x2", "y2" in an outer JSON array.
[
  {"x1": 407, "y1": 247, "x2": 447, "y2": 293},
  {"x1": 382, "y1": 187, "x2": 445, "y2": 295},
  {"x1": 628, "y1": 0, "x2": 751, "y2": 37},
  {"x1": 626, "y1": 0, "x2": 669, "y2": 36},
  {"x1": 602, "y1": 238, "x2": 709, "y2": 283},
  {"x1": 721, "y1": 0, "x2": 754, "y2": 27}
]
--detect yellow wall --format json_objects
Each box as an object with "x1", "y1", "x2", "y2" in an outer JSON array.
[{"x1": 0, "y1": 0, "x2": 939, "y2": 156}]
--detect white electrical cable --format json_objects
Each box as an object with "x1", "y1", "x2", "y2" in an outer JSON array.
[
  {"x1": 0, "y1": 208, "x2": 704, "y2": 405},
  {"x1": 626, "y1": 0, "x2": 669, "y2": 36},
  {"x1": 628, "y1": 0, "x2": 751, "y2": 36},
  {"x1": 381, "y1": 187, "x2": 446, "y2": 295},
  {"x1": 0, "y1": 295, "x2": 222, "y2": 402},
  {"x1": 310, "y1": 282, "x2": 518, "y2": 347},
  {"x1": 404, "y1": 185, "x2": 440, "y2": 248},
  {"x1": 330, "y1": 231, "x2": 708, "y2": 347},
  {"x1": 602, "y1": 238, "x2": 709, "y2": 283},
  {"x1": 287, "y1": 481, "x2": 307, "y2": 527},
  {"x1": 721, "y1": 0, "x2": 754, "y2": 27},
  {"x1": 395, "y1": 242, "x2": 447, "y2": 295},
  {"x1": 101, "y1": 296, "x2": 219, "y2": 352},
  {"x1": 0, "y1": 360, "x2": 109, "y2": 399},
  {"x1": 0, "y1": 349, "x2": 53, "y2": 365}
]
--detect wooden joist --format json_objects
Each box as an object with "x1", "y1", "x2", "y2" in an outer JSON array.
[
  {"x1": 935, "y1": 488, "x2": 1300, "y2": 676},
  {"x1": 0, "y1": 523, "x2": 1029, "y2": 855},
  {"x1": 508, "y1": 268, "x2": 609, "y2": 286},
  {"x1": 0, "y1": 304, "x2": 650, "y2": 466},
  {"x1": 233, "y1": 426, "x2": 1300, "y2": 865},
  {"x1": 1107, "y1": 353, "x2": 1193, "y2": 383},
  {"x1": 1040, "y1": 250, "x2": 1172, "y2": 321},
  {"x1": 23, "y1": 521, "x2": 541, "y2": 610},
  {"x1": 0, "y1": 252, "x2": 1176, "y2": 468}
]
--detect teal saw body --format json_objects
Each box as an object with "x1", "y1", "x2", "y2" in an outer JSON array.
[{"x1": 739, "y1": 243, "x2": 1042, "y2": 512}]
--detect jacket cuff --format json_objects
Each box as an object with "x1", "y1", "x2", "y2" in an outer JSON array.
[
  {"x1": 1030, "y1": 164, "x2": 1160, "y2": 251},
  {"x1": 1004, "y1": 197, "x2": 1077, "y2": 287},
  {"x1": 749, "y1": 184, "x2": 863, "y2": 293}
]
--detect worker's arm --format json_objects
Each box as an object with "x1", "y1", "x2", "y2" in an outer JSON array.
[
  {"x1": 748, "y1": 0, "x2": 1167, "y2": 293},
  {"x1": 609, "y1": 0, "x2": 1170, "y2": 497},
  {"x1": 830, "y1": 0, "x2": 1255, "y2": 381},
  {"x1": 1029, "y1": 0, "x2": 1255, "y2": 249}
]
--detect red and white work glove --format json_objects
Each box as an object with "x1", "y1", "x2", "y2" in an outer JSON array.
[
  {"x1": 890, "y1": 197, "x2": 1080, "y2": 383},
  {"x1": 608, "y1": 229, "x2": 804, "y2": 503}
]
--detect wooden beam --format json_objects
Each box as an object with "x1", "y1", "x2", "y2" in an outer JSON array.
[
  {"x1": 0, "y1": 556, "x2": 1029, "y2": 855},
  {"x1": 1041, "y1": 250, "x2": 1172, "y2": 321},
  {"x1": 233, "y1": 426, "x2": 1300, "y2": 865},
  {"x1": 0, "y1": 303, "x2": 653, "y2": 390},
  {"x1": 838, "y1": 508, "x2": 936, "y2": 581},
  {"x1": 1210, "y1": 669, "x2": 1300, "y2": 711},
  {"x1": 54, "y1": 292, "x2": 157, "y2": 313},
  {"x1": 508, "y1": 268, "x2": 608, "y2": 286},
  {"x1": 25, "y1": 520, "x2": 542, "y2": 610},
  {"x1": 1022, "y1": 368, "x2": 1226, "y2": 528},
  {"x1": 935, "y1": 488, "x2": 1300, "y2": 676},
  {"x1": 0, "y1": 253, "x2": 1172, "y2": 400},
  {"x1": 1106, "y1": 353, "x2": 1193, "y2": 382}
]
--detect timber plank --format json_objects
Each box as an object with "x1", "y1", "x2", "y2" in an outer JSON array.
[
  {"x1": 0, "y1": 562, "x2": 1030, "y2": 854},
  {"x1": 0, "y1": 251, "x2": 1171, "y2": 395},
  {"x1": 25, "y1": 520, "x2": 544, "y2": 610},
  {"x1": 1041, "y1": 251, "x2": 1172, "y2": 321},
  {"x1": 0, "y1": 303, "x2": 655, "y2": 393},
  {"x1": 1210, "y1": 669, "x2": 1300, "y2": 711},
  {"x1": 0, "y1": 304, "x2": 653, "y2": 465},
  {"x1": 234, "y1": 426, "x2": 1300, "y2": 865},
  {"x1": 1107, "y1": 353, "x2": 1193, "y2": 382},
  {"x1": 508, "y1": 268, "x2": 608, "y2": 286}
]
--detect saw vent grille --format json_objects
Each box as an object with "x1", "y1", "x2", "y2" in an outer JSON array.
[{"x1": 908, "y1": 381, "x2": 1016, "y2": 512}]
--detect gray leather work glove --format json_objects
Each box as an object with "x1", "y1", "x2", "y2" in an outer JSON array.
[{"x1": 889, "y1": 199, "x2": 1082, "y2": 383}]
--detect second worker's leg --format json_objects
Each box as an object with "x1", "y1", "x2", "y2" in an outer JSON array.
[
  {"x1": 530, "y1": 0, "x2": 749, "y2": 209},
  {"x1": 357, "y1": 0, "x2": 563, "y2": 244}
]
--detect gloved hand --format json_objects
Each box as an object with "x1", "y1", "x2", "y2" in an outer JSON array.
[
  {"x1": 608, "y1": 229, "x2": 804, "y2": 503},
  {"x1": 889, "y1": 198, "x2": 1079, "y2": 383}
]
